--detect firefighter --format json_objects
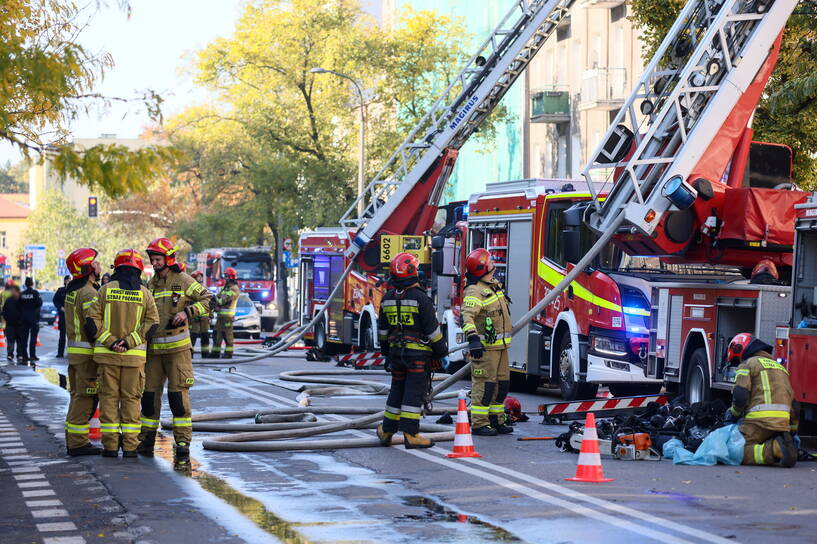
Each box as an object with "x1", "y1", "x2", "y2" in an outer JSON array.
[
  {"x1": 461, "y1": 248, "x2": 513, "y2": 436},
  {"x1": 139, "y1": 238, "x2": 213, "y2": 465},
  {"x1": 63, "y1": 248, "x2": 102, "y2": 456},
  {"x1": 189, "y1": 270, "x2": 212, "y2": 358},
  {"x1": 212, "y1": 267, "x2": 240, "y2": 359},
  {"x1": 87, "y1": 249, "x2": 159, "y2": 458},
  {"x1": 375, "y1": 252, "x2": 447, "y2": 449},
  {"x1": 725, "y1": 332, "x2": 798, "y2": 467}
]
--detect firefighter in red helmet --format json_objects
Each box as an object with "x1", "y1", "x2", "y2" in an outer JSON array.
[
  {"x1": 725, "y1": 332, "x2": 798, "y2": 467},
  {"x1": 213, "y1": 266, "x2": 240, "y2": 358},
  {"x1": 376, "y1": 252, "x2": 448, "y2": 449},
  {"x1": 63, "y1": 248, "x2": 103, "y2": 456},
  {"x1": 461, "y1": 248, "x2": 513, "y2": 436},
  {"x1": 139, "y1": 237, "x2": 212, "y2": 466},
  {"x1": 189, "y1": 270, "x2": 212, "y2": 357}
]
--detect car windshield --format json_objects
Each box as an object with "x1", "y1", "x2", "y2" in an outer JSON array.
[
  {"x1": 237, "y1": 295, "x2": 253, "y2": 309},
  {"x1": 227, "y1": 259, "x2": 272, "y2": 280},
  {"x1": 41, "y1": 291, "x2": 54, "y2": 303}
]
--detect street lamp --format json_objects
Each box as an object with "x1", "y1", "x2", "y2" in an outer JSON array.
[{"x1": 310, "y1": 67, "x2": 366, "y2": 216}]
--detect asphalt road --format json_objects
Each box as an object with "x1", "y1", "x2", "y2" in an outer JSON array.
[{"x1": 2, "y1": 327, "x2": 816, "y2": 544}]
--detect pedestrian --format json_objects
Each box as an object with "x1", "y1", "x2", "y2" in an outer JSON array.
[
  {"x1": 212, "y1": 267, "x2": 240, "y2": 359},
  {"x1": 139, "y1": 238, "x2": 212, "y2": 466},
  {"x1": 189, "y1": 270, "x2": 212, "y2": 358},
  {"x1": 3, "y1": 285, "x2": 23, "y2": 363},
  {"x1": 725, "y1": 333, "x2": 799, "y2": 467},
  {"x1": 19, "y1": 277, "x2": 42, "y2": 362},
  {"x1": 0, "y1": 280, "x2": 12, "y2": 333},
  {"x1": 101, "y1": 272, "x2": 111, "y2": 286},
  {"x1": 87, "y1": 249, "x2": 159, "y2": 458},
  {"x1": 63, "y1": 248, "x2": 102, "y2": 456},
  {"x1": 53, "y1": 274, "x2": 70, "y2": 357},
  {"x1": 461, "y1": 249, "x2": 513, "y2": 436},
  {"x1": 375, "y1": 253, "x2": 448, "y2": 449}
]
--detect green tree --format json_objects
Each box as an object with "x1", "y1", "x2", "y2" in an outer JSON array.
[
  {"x1": 1, "y1": 0, "x2": 178, "y2": 196},
  {"x1": 0, "y1": 160, "x2": 28, "y2": 193},
  {"x1": 629, "y1": 0, "x2": 817, "y2": 188}
]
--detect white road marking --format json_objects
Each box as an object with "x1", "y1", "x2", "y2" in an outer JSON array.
[
  {"x1": 23, "y1": 489, "x2": 56, "y2": 498},
  {"x1": 11, "y1": 465, "x2": 40, "y2": 473},
  {"x1": 31, "y1": 508, "x2": 70, "y2": 518},
  {"x1": 26, "y1": 499, "x2": 63, "y2": 508},
  {"x1": 37, "y1": 522, "x2": 78, "y2": 532},
  {"x1": 18, "y1": 480, "x2": 51, "y2": 488},
  {"x1": 44, "y1": 537, "x2": 87, "y2": 544},
  {"x1": 1, "y1": 447, "x2": 27, "y2": 454},
  {"x1": 14, "y1": 473, "x2": 46, "y2": 481}
]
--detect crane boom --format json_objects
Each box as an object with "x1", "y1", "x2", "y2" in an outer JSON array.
[{"x1": 341, "y1": 0, "x2": 575, "y2": 257}]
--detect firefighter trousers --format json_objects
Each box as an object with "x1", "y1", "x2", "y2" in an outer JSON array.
[
  {"x1": 190, "y1": 331, "x2": 210, "y2": 356},
  {"x1": 140, "y1": 350, "x2": 194, "y2": 444},
  {"x1": 64, "y1": 357, "x2": 99, "y2": 449},
  {"x1": 470, "y1": 349, "x2": 510, "y2": 429},
  {"x1": 98, "y1": 364, "x2": 144, "y2": 452},
  {"x1": 382, "y1": 357, "x2": 429, "y2": 435},
  {"x1": 213, "y1": 316, "x2": 234, "y2": 357},
  {"x1": 740, "y1": 422, "x2": 786, "y2": 465}
]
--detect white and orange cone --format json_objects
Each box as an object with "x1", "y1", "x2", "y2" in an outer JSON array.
[
  {"x1": 36, "y1": 335, "x2": 42, "y2": 347},
  {"x1": 53, "y1": 315, "x2": 59, "y2": 330},
  {"x1": 566, "y1": 412, "x2": 613, "y2": 482},
  {"x1": 88, "y1": 408, "x2": 102, "y2": 441},
  {"x1": 0, "y1": 328, "x2": 5, "y2": 348},
  {"x1": 447, "y1": 390, "x2": 481, "y2": 459}
]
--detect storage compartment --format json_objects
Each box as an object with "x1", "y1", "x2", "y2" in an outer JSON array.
[{"x1": 714, "y1": 298, "x2": 757, "y2": 380}]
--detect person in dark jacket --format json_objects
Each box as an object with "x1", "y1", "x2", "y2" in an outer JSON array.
[
  {"x1": 20, "y1": 277, "x2": 43, "y2": 362},
  {"x1": 53, "y1": 275, "x2": 70, "y2": 357},
  {"x1": 3, "y1": 285, "x2": 23, "y2": 362}
]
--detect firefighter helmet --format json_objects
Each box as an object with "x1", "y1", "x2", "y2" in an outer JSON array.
[
  {"x1": 727, "y1": 332, "x2": 754, "y2": 363},
  {"x1": 224, "y1": 267, "x2": 237, "y2": 280},
  {"x1": 390, "y1": 252, "x2": 419, "y2": 279},
  {"x1": 465, "y1": 248, "x2": 494, "y2": 278},
  {"x1": 750, "y1": 258, "x2": 779, "y2": 284},
  {"x1": 66, "y1": 248, "x2": 98, "y2": 279},
  {"x1": 191, "y1": 270, "x2": 204, "y2": 281},
  {"x1": 145, "y1": 237, "x2": 177, "y2": 267},
  {"x1": 113, "y1": 249, "x2": 145, "y2": 272}
]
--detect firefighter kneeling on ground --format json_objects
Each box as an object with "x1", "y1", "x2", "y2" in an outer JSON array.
[
  {"x1": 189, "y1": 270, "x2": 212, "y2": 357},
  {"x1": 462, "y1": 248, "x2": 513, "y2": 436},
  {"x1": 376, "y1": 252, "x2": 448, "y2": 449},
  {"x1": 212, "y1": 267, "x2": 240, "y2": 358},
  {"x1": 139, "y1": 238, "x2": 213, "y2": 465},
  {"x1": 725, "y1": 332, "x2": 799, "y2": 467},
  {"x1": 63, "y1": 248, "x2": 102, "y2": 456}
]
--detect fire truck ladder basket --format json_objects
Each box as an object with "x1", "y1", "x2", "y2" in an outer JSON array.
[{"x1": 581, "y1": 0, "x2": 797, "y2": 238}]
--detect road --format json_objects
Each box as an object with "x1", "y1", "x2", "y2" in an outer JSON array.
[{"x1": 1, "y1": 327, "x2": 815, "y2": 544}]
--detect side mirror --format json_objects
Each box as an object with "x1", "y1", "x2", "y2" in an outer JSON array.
[
  {"x1": 432, "y1": 249, "x2": 444, "y2": 275},
  {"x1": 431, "y1": 235, "x2": 445, "y2": 250},
  {"x1": 563, "y1": 230, "x2": 582, "y2": 265}
]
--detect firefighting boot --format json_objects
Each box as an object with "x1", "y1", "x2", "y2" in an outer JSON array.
[
  {"x1": 211, "y1": 352, "x2": 220, "y2": 359},
  {"x1": 222, "y1": 352, "x2": 233, "y2": 359},
  {"x1": 137, "y1": 431, "x2": 156, "y2": 457},
  {"x1": 774, "y1": 432, "x2": 798, "y2": 468},
  {"x1": 403, "y1": 432, "x2": 435, "y2": 449},
  {"x1": 67, "y1": 444, "x2": 102, "y2": 456},
  {"x1": 122, "y1": 450, "x2": 138, "y2": 458},
  {"x1": 472, "y1": 426, "x2": 498, "y2": 436},
  {"x1": 376, "y1": 424, "x2": 394, "y2": 447},
  {"x1": 490, "y1": 416, "x2": 514, "y2": 435},
  {"x1": 175, "y1": 441, "x2": 191, "y2": 467}
]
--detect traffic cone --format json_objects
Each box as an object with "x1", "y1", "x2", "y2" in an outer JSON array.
[
  {"x1": 36, "y1": 335, "x2": 41, "y2": 347},
  {"x1": 447, "y1": 390, "x2": 481, "y2": 459},
  {"x1": 88, "y1": 408, "x2": 101, "y2": 440},
  {"x1": 53, "y1": 315, "x2": 59, "y2": 330},
  {"x1": 0, "y1": 328, "x2": 5, "y2": 348},
  {"x1": 565, "y1": 412, "x2": 614, "y2": 482}
]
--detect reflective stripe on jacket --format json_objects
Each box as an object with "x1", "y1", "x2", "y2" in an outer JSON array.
[
  {"x1": 460, "y1": 278, "x2": 512, "y2": 350},
  {"x1": 216, "y1": 284, "x2": 240, "y2": 318},
  {"x1": 65, "y1": 283, "x2": 98, "y2": 361},
  {"x1": 148, "y1": 270, "x2": 212, "y2": 354},
  {"x1": 732, "y1": 355, "x2": 795, "y2": 432},
  {"x1": 377, "y1": 286, "x2": 447, "y2": 358}
]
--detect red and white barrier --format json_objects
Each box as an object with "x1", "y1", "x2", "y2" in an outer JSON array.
[{"x1": 539, "y1": 394, "x2": 670, "y2": 422}]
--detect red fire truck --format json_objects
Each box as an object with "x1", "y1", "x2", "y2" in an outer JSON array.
[{"x1": 196, "y1": 247, "x2": 276, "y2": 319}]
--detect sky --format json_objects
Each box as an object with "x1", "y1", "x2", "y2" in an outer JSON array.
[{"x1": 0, "y1": 0, "x2": 244, "y2": 164}]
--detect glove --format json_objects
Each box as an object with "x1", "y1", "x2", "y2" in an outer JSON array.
[
  {"x1": 724, "y1": 407, "x2": 740, "y2": 424},
  {"x1": 440, "y1": 356, "x2": 451, "y2": 371},
  {"x1": 467, "y1": 335, "x2": 484, "y2": 360}
]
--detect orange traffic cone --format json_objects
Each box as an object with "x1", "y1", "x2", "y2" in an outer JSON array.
[
  {"x1": 88, "y1": 408, "x2": 101, "y2": 440},
  {"x1": 0, "y1": 328, "x2": 5, "y2": 348},
  {"x1": 447, "y1": 390, "x2": 481, "y2": 458},
  {"x1": 53, "y1": 315, "x2": 59, "y2": 330},
  {"x1": 36, "y1": 335, "x2": 41, "y2": 347},
  {"x1": 566, "y1": 412, "x2": 613, "y2": 482}
]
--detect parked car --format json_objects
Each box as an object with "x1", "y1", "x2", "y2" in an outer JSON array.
[
  {"x1": 39, "y1": 291, "x2": 57, "y2": 325},
  {"x1": 211, "y1": 293, "x2": 261, "y2": 339}
]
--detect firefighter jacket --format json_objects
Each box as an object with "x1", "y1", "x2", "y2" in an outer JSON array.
[
  {"x1": 215, "y1": 283, "x2": 240, "y2": 319},
  {"x1": 377, "y1": 286, "x2": 447, "y2": 359},
  {"x1": 64, "y1": 281, "x2": 98, "y2": 359},
  {"x1": 730, "y1": 352, "x2": 796, "y2": 432},
  {"x1": 88, "y1": 280, "x2": 160, "y2": 366},
  {"x1": 147, "y1": 270, "x2": 212, "y2": 354},
  {"x1": 461, "y1": 277, "x2": 512, "y2": 350}
]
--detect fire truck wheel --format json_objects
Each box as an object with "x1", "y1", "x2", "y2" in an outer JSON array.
[
  {"x1": 314, "y1": 319, "x2": 328, "y2": 351},
  {"x1": 684, "y1": 348, "x2": 711, "y2": 404},
  {"x1": 608, "y1": 383, "x2": 662, "y2": 398},
  {"x1": 360, "y1": 319, "x2": 376, "y2": 352},
  {"x1": 557, "y1": 333, "x2": 598, "y2": 401}
]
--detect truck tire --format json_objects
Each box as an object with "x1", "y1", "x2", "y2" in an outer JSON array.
[
  {"x1": 608, "y1": 383, "x2": 662, "y2": 398},
  {"x1": 557, "y1": 332, "x2": 598, "y2": 401},
  {"x1": 359, "y1": 318, "x2": 376, "y2": 353},
  {"x1": 510, "y1": 371, "x2": 541, "y2": 394},
  {"x1": 684, "y1": 348, "x2": 711, "y2": 404}
]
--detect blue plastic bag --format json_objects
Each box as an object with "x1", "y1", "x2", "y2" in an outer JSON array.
[{"x1": 662, "y1": 424, "x2": 745, "y2": 465}]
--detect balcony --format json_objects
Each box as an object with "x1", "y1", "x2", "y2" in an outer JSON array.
[
  {"x1": 579, "y1": 0, "x2": 625, "y2": 7},
  {"x1": 579, "y1": 67, "x2": 627, "y2": 111},
  {"x1": 530, "y1": 87, "x2": 570, "y2": 123}
]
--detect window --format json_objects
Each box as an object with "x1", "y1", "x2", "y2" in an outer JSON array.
[
  {"x1": 611, "y1": 4, "x2": 627, "y2": 23},
  {"x1": 0, "y1": 231, "x2": 5, "y2": 249},
  {"x1": 544, "y1": 203, "x2": 570, "y2": 266},
  {"x1": 557, "y1": 18, "x2": 571, "y2": 42}
]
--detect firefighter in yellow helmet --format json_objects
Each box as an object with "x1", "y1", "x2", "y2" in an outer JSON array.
[
  {"x1": 87, "y1": 250, "x2": 159, "y2": 457},
  {"x1": 725, "y1": 333, "x2": 798, "y2": 467},
  {"x1": 212, "y1": 267, "x2": 240, "y2": 358},
  {"x1": 139, "y1": 238, "x2": 213, "y2": 466},
  {"x1": 189, "y1": 270, "x2": 212, "y2": 357},
  {"x1": 63, "y1": 248, "x2": 102, "y2": 456},
  {"x1": 461, "y1": 248, "x2": 513, "y2": 436}
]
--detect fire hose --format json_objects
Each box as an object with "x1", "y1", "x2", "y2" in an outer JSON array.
[{"x1": 181, "y1": 214, "x2": 624, "y2": 451}]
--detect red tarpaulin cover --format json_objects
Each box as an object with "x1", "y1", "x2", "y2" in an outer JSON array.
[{"x1": 718, "y1": 187, "x2": 807, "y2": 246}]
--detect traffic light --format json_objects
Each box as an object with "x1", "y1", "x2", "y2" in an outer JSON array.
[
  {"x1": 88, "y1": 196, "x2": 98, "y2": 218},
  {"x1": 17, "y1": 255, "x2": 24, "y2": 270}
]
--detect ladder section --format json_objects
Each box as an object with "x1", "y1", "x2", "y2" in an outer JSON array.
[
  {"x1": 581, "y1": 0, "x2": 797, "y2": 238},
  {"x1": 341, "y1": 0, "x2": 575, "y2": 256}
]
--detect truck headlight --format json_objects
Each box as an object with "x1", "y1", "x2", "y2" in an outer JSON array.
[{"x1": 592, "y1": 336, "x2": 628, "y2": 357}]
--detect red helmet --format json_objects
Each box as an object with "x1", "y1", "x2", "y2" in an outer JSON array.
[
  {"x1": 224, "y1": 267, "x2": 237, "y2": 280},
  {"x1": 390, "y1": 252, "x2": 419, "y2": 279},
  {"x1": 145, "y1": 237, "x2": 177, "y2": 267},
  {"x1": 750, "y1": 258, "x2": 779, "y2": 284},
  {"x1": 66, "y1": 248, "x2": 98, "y2": 279},
  {"x1": 191, "y1": 270, "x2": 204, "y2": 281},
  {"x1": 727, "y1": 332, "x2": 754, "y2": 363},
  {"x1": 113, "y1": 249, "x2": 145, "y2": 271},
  {"x1": 465, "y1": 248, "x2": 494, "y2": 278}
]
